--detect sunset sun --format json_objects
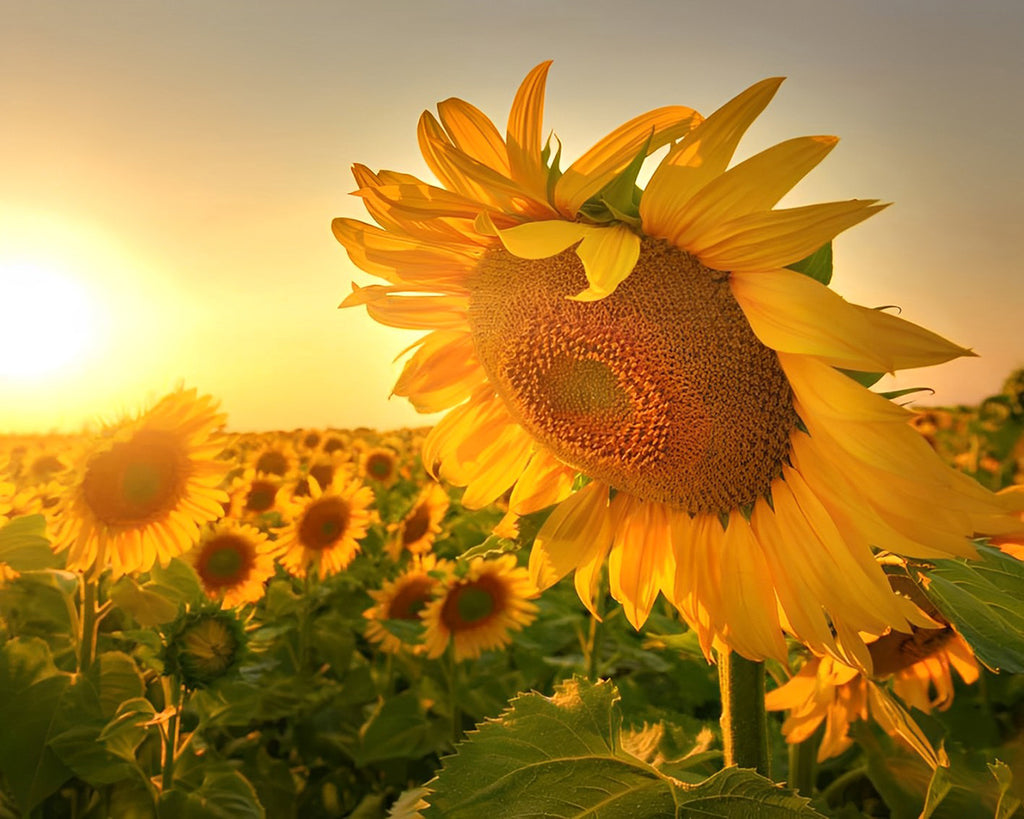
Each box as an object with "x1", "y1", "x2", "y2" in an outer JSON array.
[{"x1": 0, "y1": 260, "x2": 99, "y2": 380}]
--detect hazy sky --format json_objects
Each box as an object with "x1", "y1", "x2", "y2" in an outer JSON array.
[{"x1": 2, "y1": 0, "x2": 1022, "y2": 433}]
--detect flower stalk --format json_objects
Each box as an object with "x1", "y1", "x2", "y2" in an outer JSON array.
[{"x1": 719, "y1": 650, "x2": 771, "y2": 777}]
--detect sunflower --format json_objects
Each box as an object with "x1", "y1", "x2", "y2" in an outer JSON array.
[
  {"x1": 249, "y1": 440, "x2": 297, "y2": 478},
  {"x1": 361, "y1": 446, "x2": 399, "y2": 486},
  {"x1": 227, "y1": 470, "x2": 286, "y2": 521},
  {"x1": 50, "y1": 389, "x2": 229, "y2": 577},
  {"x1": 765, "y1": 624, "x2": 977, "y2": 764},
  {"x1": 277, "y1": 473, "x2": 374, "y2": 578},
  {"x1": 364, "y1": 554, "x2": 453, "y2": 653},
  {"x1": 188, "y1": 521, "x2": 278, "y2": 607},
  {"x1": 334, "y1": 62, "x2": 1024, "y2": 664},
  {"x1": 390, "y1": 481, "x2": 449, "y2": 558},
  {"x1": 421, "y1": 554, "x2": 538, "y2": 661}
]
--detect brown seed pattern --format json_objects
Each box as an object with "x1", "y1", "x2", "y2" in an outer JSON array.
[{"x1": 468, "y1": 238, "x2": 798, "y2": 513}]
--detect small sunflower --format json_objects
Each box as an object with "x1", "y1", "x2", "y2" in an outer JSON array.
[
  {"x1": 421, "y1": 554, "x2": 538, "y2": 661},
  {"x1": 188, "y1": 521, "x2": 278, "y2": 607},
  {"x1": 364, "y1": 554, "x2": 453, "y2": 654},
  {"x1": 277, "y1": 474, "x2": 374, "y2": 578},
  {"x1": 335, "y1": 62, "x2": 1024, "y2": 663},
  {"x1": 390, "y1": 481, "x2": 450, "y2": 558},
  {"x1": 162, "y1": 607, "x2": 247, "y2": 689},
  {"x1": 249, "y1": 440, "x2": 297, "y2": 478},
  {"x1": 227, "y1": 470, "x2": 286, "y2": 521},
  {"x1": 291, "y1": 453, "x2": 344, "y2": 499},
  {"x1": 362, "y1": 446, "x2": 399, "y2": 486},
  {"x1": 50, "y1": 389, "x2": 229, "y2": 577},
  {"x1": 765, "y1": 624, "x2": 976, "y2": 764}
]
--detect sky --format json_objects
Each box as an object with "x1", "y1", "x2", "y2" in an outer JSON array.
[{"x1": 1, "y1": 0, "x2": 1022, "y2": 434}]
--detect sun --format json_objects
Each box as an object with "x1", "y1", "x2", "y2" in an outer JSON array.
[{"x1": 0, "y1": 259, "x2": 100, "y2": 380}]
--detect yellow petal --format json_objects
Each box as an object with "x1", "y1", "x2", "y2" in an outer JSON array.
[
  {"x1": 670, "y1": 135, "x2": 838, "y2": 248},
  {"x1": 506, "y1": 60, "x2": 552, "y2": 201},
  {"x1": 692, "y1": 200, "x2": 887, "y2": 272},
  {"x1": 509, "y1": 449, "x2": 577, "y2": 515},
  {"x1": 569, "y1": 224, "x2": 643, "y2": 301},
  {"x1": 608, "y1": 498, "x2": 674, "y2": 630},
  {"x1": 554, "y1": 105, "x2": 703, "y2": 217},
  {"x1": 732, "y1": 269, "x2": 970, "y2": 372},
  {"x1": 461, "y1": 422, "x2": 535, "y2": 509},
  {"x1": 339, "y1": 284, "x2": 468, "y2": 330},
  {"x1": 437, "y1": 97, "x2": 510, "y2": 175},
  {"x1": 495, "y1": 218, "x2": 588, "y2": 259},
  {"x1": 421, "y1": 389, "x2": 495, "y2": 479},
  {"x1": 640, "y1": 78, "x2": 784, "y2": 239},
  {"x1": 718, "y1": 510, "x2": 788, "y2": 662},
  {"x1": 393, "y1": 331, "x2": 488, "y2": 414},
  {"x1": 529, "y1": 480, "x2": 611, "y2": 590}
]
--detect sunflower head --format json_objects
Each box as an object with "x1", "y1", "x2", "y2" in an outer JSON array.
[
  {"x1": 361, "y1": 447, "x2": 399, "y2": 486},
  {"x1": 188, "y1": 521, "x2": 278, "y2": 607},
  {"x1": 162, "y1": 606, "x2": 248, "y2": 689},
  {"x1": 50, "y1": 388, "x2": 229, "y2": 577},
  {"x1": 389, "y1": 481, "x2": 450, "y2": 559},
  {"x1": 421, "y1": 554, "x2": 538, "y2": 661},
  {"x1": 277, "y1": 473, "x2": 375, "y2": 578},
  {"x1": 363, "y1": 555, "x2": 453, "y2": 654},
  {"x1": 335, "y1": 62, "x2": 1022, "y2": 663}
]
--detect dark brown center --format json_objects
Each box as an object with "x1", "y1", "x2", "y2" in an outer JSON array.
[{"x1": 468, "y1": 238, "x2": 798, "y2": 513}]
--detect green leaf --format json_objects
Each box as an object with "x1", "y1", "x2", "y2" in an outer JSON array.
[
  {"x1": 920, "y1": 763, "x2": 952, "y2": 819},
  {"x1": 86, "y1": 650, "x2": 145, "y2": 719},
  {"x1": 459, "y1": 534, "x2": 520, "y2": 561},
  {"x1": 0, "y1": 514, "x2": 58, "y2": 571},
  {"x1": 0, "y1": 639, "x2": 74, "y2": 813},
  {"x1": 990, "y1": 760, "x2": 1022, "y2": 819},
  {"x1": 148, "y1": 557, "x2": 204, "y2": 608},
  {"x1": 786, "y1": 242, "x2": 832, "y2": 285},
  {"x1": 917, "y1": 544, "x2": 1024, "y2": 672},
  {"x1": 422, "y1": 677, "x2": 820, "y2": 818},
  {"x1": 158, "y1": 765, "x2": 265, "y2": 819},
  {"x1": 355, "y1": 691, "x2": 438, "y2": 766},
  {"x1": 109, "y1": 576, "x2": 181, "y2": 627},
  {"x1": 50, "y1": 723, "x2": 140, "y2": 786}
]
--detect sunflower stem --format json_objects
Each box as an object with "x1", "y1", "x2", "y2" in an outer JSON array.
[
  {"x1": 446, "y1": 645, "x2": 462, "y2": 746},
  {"x1": 718, "y1": 649, "x2": 771, "y2": 777},
  {"x1": 78, "y1": 577, "x2": 99, "y2": 674},
  {"x1": 162, "y1": 677, "x2": 183, "y2": 791},
  {"x1": 787, "y1": 732, "x2": 818, "y2": 795}
]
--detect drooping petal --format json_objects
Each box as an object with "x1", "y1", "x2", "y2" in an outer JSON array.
[
  {"x1": 569, "y1": 223, "x2": 643, "y2": 301},
  {"x1": 608, "y1": 497, "x2": 675, "y2": 629},
  {"x1": 393, "y1": 331, "x2": 489, "y2": 413},
  {"x1": 529, "y1": 480, "x2": 612, "y2": 590},
  {"x1": 494, "y1": 218, "x2": 588, "y2": 258},
  {"x1": 509, "y1": 449, "x2": 577, "y2": 515}
]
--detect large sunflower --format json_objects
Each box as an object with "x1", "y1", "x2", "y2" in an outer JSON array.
[
  {"x1": 334, "y1": 62, "x2": 1023, "y2": 664},
  {"x1": 50, "y1": 389, "x2": 229, "y2": 577}
]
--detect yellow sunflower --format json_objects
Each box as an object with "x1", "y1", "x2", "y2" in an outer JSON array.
[
  {"x1": 334, "y1": 62, "x2": 1024, "y2": 664},
  {"x1": 50, "y1": 389, "x2": 229, "y2": 577},
  {"x1": 277, "y1": 473, "x2": 374, "y2": 578},
  {"x1": 188, "y1": 521, "x2": 278, "y2": 607},
  {"x1": 765, "y1": 624, "x2": 976, "y2": 765},
  {"x1": 421, "y1": 554, "x2": 538, "y2": 661},
  {"x1": 361, "y1": 446, "x2": 399, "y2": 486},
  {"x1": 364, "y1": 554, "x2": 453, "y2": 654},
  {"x1": 227, "y1": 470, "x2": 286, "y2": 521},
  {"x1": 389, "y1": 481, "x2": 450, "y2": 558}
]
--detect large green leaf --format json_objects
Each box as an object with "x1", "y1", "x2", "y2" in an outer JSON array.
[
  {"x1": 917, "y1": 544, "x2": 1024, "y2": 672},
  {"x1": 158, "y1": 763, "x2": 265, "y2": 819},
  {"x1": 0, "y1": 514, "x2": 58, "y2": 571},
  {"x1": 0, "y1": 638, "x2": 74, "y2": 813},
  {"x1": 422, "y1": 677, "x2": 821, "y2": 818},
  {"x1": 109, "y1": 576, "x2": 182, "y2": 627}
]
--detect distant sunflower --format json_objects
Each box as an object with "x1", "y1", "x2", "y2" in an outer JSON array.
[
  {"x1": 249, "y1": 441, "x2": 296, "y2": 478},
  {"x1": 362, "y1": 447, "x2": 398, "y2": 486},
  {"x1": 766, "y1": 624, "x2": 976, "y2": 764},
  {"x1": 188, "y1": 521, "x2": 278, "y2": 607},
  {"x1": 335, "y1": 61, "x2": 1024, "y2": 663},
  {"x1": 51, "y1": 389, "x2": 228, "y2": 577},
  {"x1": 227, "y1": 470, "x2": 285, "y2": 520},
  {"x1": 421, "y1": 554, "x2": 538, "y2": 661},
  {"x1": 390, "y1": 481, "x2": 449, "y2": 558},
  {"x1": 364, "y1": 554, "x2": 453, "y2": 653},
  {"x1": 277, "y1": 474, "x2": 374, "y2": 578}
]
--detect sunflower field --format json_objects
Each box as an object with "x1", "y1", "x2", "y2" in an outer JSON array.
[
  {"x1": 0, "y1": 373, "x2": 1022, "y2": 818},
  {"x1": 4, "y1": 63, "x2": 1024, "y2": 819}
]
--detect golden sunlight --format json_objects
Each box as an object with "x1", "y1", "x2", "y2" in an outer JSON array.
[
  {"x1": 0, "y1": 259, "x2": 100, "y2": 380},
  {"x1": 0, "y1": 259, "x2": 101, "y2": 380}
]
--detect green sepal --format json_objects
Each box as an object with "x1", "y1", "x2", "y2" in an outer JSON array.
[
  {"x1": 578, "y1": 130, "x2": 653, "y2": 224},
  {"x1": 838, "y1": 368, "x2": 884, "y2": 388},
  {"x1": 786, "y1": 242, "x2": 833, "y2": 285}
]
